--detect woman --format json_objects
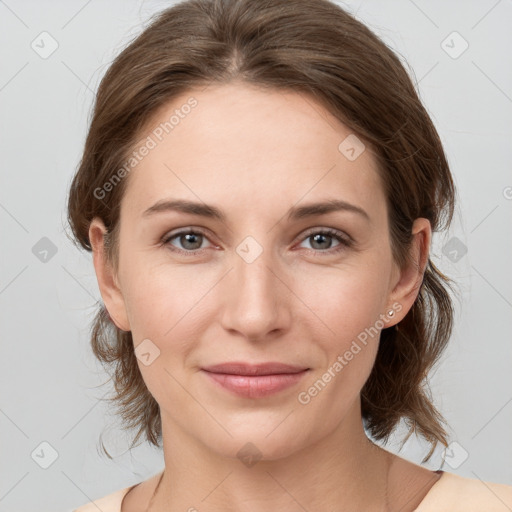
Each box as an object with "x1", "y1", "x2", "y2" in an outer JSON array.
[{"x1": 68, "y1": 0, "x2": 512, "y2": 510}]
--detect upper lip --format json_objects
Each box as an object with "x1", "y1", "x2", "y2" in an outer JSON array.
[{"x1": 201, "y1": 362, "x2": 309, "y2": 376}]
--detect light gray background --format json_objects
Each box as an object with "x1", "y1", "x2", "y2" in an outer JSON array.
[{"x1": 1, "y1": 0, "x2": 511, "y2": 510}]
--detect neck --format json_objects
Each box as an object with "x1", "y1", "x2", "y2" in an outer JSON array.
[{"x1": 149, "y1": 400, "x2": 394, "y2": 512}]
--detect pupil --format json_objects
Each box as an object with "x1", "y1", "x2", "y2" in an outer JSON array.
[
  {"x1": 312, "y1": 234, "x2": 330, "y2": 249},
  {"x1": 183, "y1": 233, "x2": 201, "y2": 249}
]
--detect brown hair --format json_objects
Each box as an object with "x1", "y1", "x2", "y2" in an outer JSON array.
[{"x1": 66, "y1": 0, "x2": 457, "y2": 463}]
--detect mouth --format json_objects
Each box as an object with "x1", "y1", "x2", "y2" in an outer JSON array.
[{"x1": 201, "y1": 362, "x2": 310, "y2": 398}]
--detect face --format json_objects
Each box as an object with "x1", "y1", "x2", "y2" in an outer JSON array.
[{"x1": 90, "y1": 82, "x2": 428, "y2": 461}]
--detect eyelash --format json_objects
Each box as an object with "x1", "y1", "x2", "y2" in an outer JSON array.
[{"x1": 160, "y1": 227, "x2": 354, "y2": 257}]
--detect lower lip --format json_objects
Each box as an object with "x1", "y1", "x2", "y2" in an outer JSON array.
[{"x1": 202, "y1": 370, "x2": 309, "y2": 398}]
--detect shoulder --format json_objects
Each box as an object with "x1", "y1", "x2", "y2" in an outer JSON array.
[
  {"x1": 415, "y1": 471, "x2": 512, "y2": 511},
  {"x1": 73, "y1": 469, "x2": 164, "y2": 512},
  {"x1": 73, "y1": 485, "x2": 134, "y2": 512}
]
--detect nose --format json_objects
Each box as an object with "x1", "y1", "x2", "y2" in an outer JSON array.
[{"x1": 219, "y1": 243, "x2": 292, "y2": 342}]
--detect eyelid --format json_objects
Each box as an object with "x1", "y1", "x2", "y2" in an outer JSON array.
[
  {"x1": 293, "y1": 227, "x2": 354, "y2": 256},
  {"x1": 161, "y1": 225, "x2": 354, "y2": 255},
  {"x1": 298, "y1": 226, "x2": 354, "y2": 245},
  {"x1": 161, "y1": 226, "x2": 217, "y2": 251}
]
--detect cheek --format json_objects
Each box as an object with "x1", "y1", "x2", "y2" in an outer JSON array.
[
  {"x1": 295, "y1": 261, "x2": 391, "y2": 337},
  {"x1": 123, "y1": 242, "x2": 393, "y2": 343},
  {"x1": 120, "y1": 253, "x2": 205, "y2": 336},
  {"x1": 295, "y1": 269, "x2": 386, "y2": 415},
  {"x1": 291, "y1": 255, "x2": 392, "y2": 400},
  {"x1": 123, "y1": 262, "x2": 208, "y2": 405}
]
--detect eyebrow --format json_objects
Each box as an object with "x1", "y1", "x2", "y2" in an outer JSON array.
[{"x1": 142, "y1": 198, "x2": 370, "y2": 223}]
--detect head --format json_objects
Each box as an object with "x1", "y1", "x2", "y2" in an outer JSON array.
[{"x1": 67, "y1": 0, "x2": 456, "y2": 463}]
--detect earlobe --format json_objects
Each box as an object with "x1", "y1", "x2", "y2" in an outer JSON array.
[
  {"x1": 386, "y1": 218, "x2": 432, "y2": 325},
  {"x1": 88, "y1": 217, "x2": 131, "y2": 332}
]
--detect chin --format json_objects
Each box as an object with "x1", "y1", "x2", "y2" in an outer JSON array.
[{"x1": 197, "y1": 422, "x2": 311, "y2": 463}]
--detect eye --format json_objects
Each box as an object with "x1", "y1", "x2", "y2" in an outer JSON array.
[
  {"x1": 161, "y1": 228, "x2": 213, "y2": 255},
  {"x1": 161, "y1": 226, "x2": 353, "y2": 256},
  {"x1": 297, "y1": 228, "x2": 353, "y2": 255}
]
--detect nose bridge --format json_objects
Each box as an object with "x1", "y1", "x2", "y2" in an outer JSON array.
[{"x1": 221, "y1": 234, "x2": 288, "y2": 338}]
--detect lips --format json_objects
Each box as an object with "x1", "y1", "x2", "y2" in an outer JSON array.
[
  {"x1": 201, "y1": 362, "x2": 309, "y2": 376},
  {"x1": 201, "y1": 362, "x2": 310, "y2": 398}
]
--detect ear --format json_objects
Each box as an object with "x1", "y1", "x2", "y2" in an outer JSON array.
[
  {"x1": 89, "y1": 217, "x2": 131, "y2": 332},
  {"x1": 386, "y1": 217, "x2": 431, "y2": 325}
]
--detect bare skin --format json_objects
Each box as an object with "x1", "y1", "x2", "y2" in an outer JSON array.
[
  {"x1": 122, "y1": 452, "x2": 443, "y2": 511},
  {"x1": 89, "y1": 82, "x2": 441, "y2": 511}
]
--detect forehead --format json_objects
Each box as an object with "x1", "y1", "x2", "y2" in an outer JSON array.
[{"x1": 121, "y1": 82, "x2": 386, "y2": 222}]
